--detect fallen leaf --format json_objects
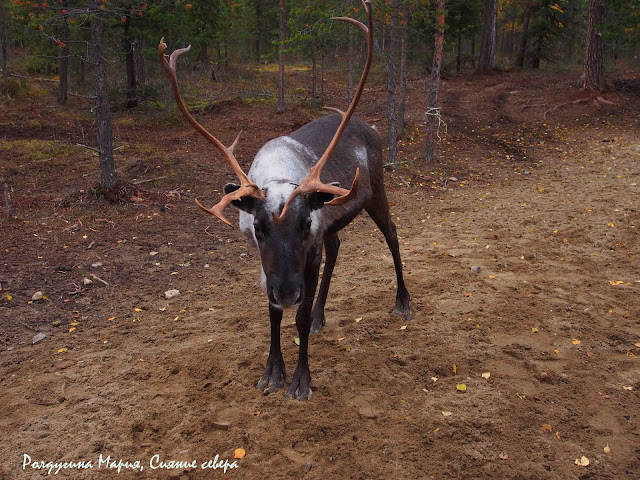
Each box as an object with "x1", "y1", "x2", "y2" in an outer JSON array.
[
  {"x1": 355, "y1": 317, "x2": 363, "y2": 323},
  {"x1": 555, "y1": 431, "x2": 561, "y2": 439},
  {"x1": 441, "y1": 411, "x2": 452, "y2": 417},
  {"x1": 464, "y1": 292, "x2": 473, "y2": 297},
  {"x1": 456, "y1": 383, "x2": 467, "y2": 392},
  {"x1": 453, "y1": 363, "x2": 457, "y2": 375},
  {"x1": 5, "y1": 294, "x2": 12, "y2": 301},
  {"x1": 134, "y1": 308, "x2": 142, "y2": 312},
  {"x1": 57, "y1": 348, "x2": 68, "y2": 353},
  {"x1": 70, "y1": 321, "x2": 79, "y2": 326},
  {"x1": 531, "y1": 327, "x2": 539, "y2": 333},
  {"x1": 574, "y1": 456, "x2": 590, "y2": 467},
  {"x1": 499, "y1": 452, "x2": 509, "y2": 460},
  {"x1": 339, "y1": 346, "x2": 351, "y2": 352},
  {"x1": 541, "y1": 424, "x2": 553, "y2": 432},
  {"x1": 234, "y1": 448, "x2": 246, "y2": 459},
  {"x1": 607, "y1": 222, "x2": 614, "y2": 228},
  {"x1": 108, "y1": 316, "x2": 116, "y2": 321},
  {"x1": 431, "y1": 376, "x2": 438, "y2": 382},
  {"x1": 603, "y1": 445, "x2": 610, "y2": 454},
  {"x1": 251, "y1": 410, "x2": 261, "y2": 416},
  {"x1": 400, "y1": 325, "x2": 407, "y2": 330},
  {"x1": 554, "y1": 349, "x2": 560, "y2": 355},
  {"x1": 623, "y1": 386, "x2": 633, "y2": 391},
  {"x1": 609, "y1": 280, "x2": 625, "y2": 286},
  {"x1": 572, "y1": 339, "x2": 581, "y2": 345},
  {"x1": 68, "y1": 327, "x2": 76, "y2": 333},
  {"x1": 294, "y1": 337, "x2": 300, "y2": 346},
  {"x1": 516, "y1": 393, "x2": 526, "y2": 399}
]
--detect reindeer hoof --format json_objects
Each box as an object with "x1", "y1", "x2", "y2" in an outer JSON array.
[
  {"x1": 392, "y1": 292, "x2": 412, "y2": 320},
  {"x1": 286, "y1": 369, "x2": 312, "y2": 401},
  {"x1": 257, "y1": 356, "x2": 285, "y2": 392},
  {"x1": 310, "y1": 314, "x2": 326, "y2": 334}
]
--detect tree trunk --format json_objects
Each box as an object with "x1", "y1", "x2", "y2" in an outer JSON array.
[
  {"x1": 0, "y1": 2, "x2": 7, "y2": 78},
  {"x1": 425, "y1": 0, "x2": 446, "y2": 163},
  {"x1": 90, "y1": 0, "x2": 118, "y2": 189},
  {"x1": 531, "y1": 32, "x2": 544, "y2": 69},
  {"x1": 347, "y1": 5, "x2": 354, "y2": 105},
  {"x1": 122, "y1": 13, "x2": 137, "y2": 108},
  {"x1": 311, "y1": 33, "x2": 318, "y2": 108},
  {"x1": 387, "y1": 2, "x2": 400, "y2": 166},
  {"x1": 516, "y1": 0, "x2": 532, "y2": 67},
  {"x1": 57, "y1": 2, "x2": 70, "y2": 105},
  {"x1": 277, "y1": 0, "x2": 285, "y2": 113},
  {"x1": 1, "y1": 30, "x2": 8, "y2": 78},
  {"x1": 134, "y1": 36, "x2": 145, "y2": 86},
  {"x1": 397, "y1": 3, "x2": 409, "y2": 133},
  {"x1": 477, "y1": 0, "x2": 497, "y2": 73},
  {"x1": 582, "y1": 0, "x2": 605, "y2": 91},
  {"x1": 456, "y1": 33, "x2": 461, "y2": 72}
]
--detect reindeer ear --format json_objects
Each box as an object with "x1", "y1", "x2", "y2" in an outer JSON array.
[
  {"x1": 223, "y1": 183, "x2": 259, "y2": 213},
  {"x1": 307, "y1": 182, "x2": 340, "y2": 211}
]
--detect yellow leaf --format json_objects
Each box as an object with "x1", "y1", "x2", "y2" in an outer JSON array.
[
  {"x1": 294, "y1": 337, "x2": 300, "y2": 346},
  {"x1": 607, "y1": 222, "x2": 614, "y2": 228},
  {"x1": 5, "y1": 294, "x2": 12, "y2": 301},
  {"x1": 453, "y1": 363, "x2": 457, "y2": 375},
  {"x1": 234, "y1": 448, "x2": 246, "y2": 459},
  {"x1": 68, "y1": 327, "x2": 76, "y2": 333},
  {"x1": 108, "y1": 316, "x2": 116, "y2": 321},
  {"x1": 555, "y1": 431, "x2": 561, "y2": 439},
  {"x1": 623, "y1": 386, "x2": 633, "y2": 391},
  {"x1": 609, "y1": 280, "x2": 625, "y2": 285},
  {"x1": 604, "y1": 445, "x2": 610, "y2": 453},
  {"x1": 456, "y1": 383, "x2": 467, "y2": 392},
  {"x1": 441, "y1": 411, "x2": 452, "y2": 417},
  {"x1": 574, "y1": 456, "x2": 590, "y2": 467},
  {"x1": 251, "y1": 410, "x2": 261, "y2": 416},
  {"x1": 57, "y1": 348, "x2": 68, "y2": 353},
  {"x1": 355, "y1": 317, "x2": 363, "y2": 323},
  {"x1": 70, "y1": 321, "x2": 79, "y2": 326},
  {"x1": 554, "y1": 349, "x2": 560, "y2": 355},
  {"x1": 541, "y1": 424, "x2": 553, "y2": 432},
  {"x1": 572, "y1": 339, "x2": 581, "y2": 345},
  {"x1": 489, "y1": 275, "x2": 496, "y2": 279},
  {"x1": 482, "y1": 372, "x2": 491, "y2": 379},
  {"x1": 516, "y1": 393, "x2": 526, "y2": 399},
  {"x1": 431, "y1": 376, "x2": 438, "y2": 382},
  {"x1": 400, "y1": 325, "x2": 407, "y2": 330},
  {"x1": 531, "y1": 327, "x2": 539, "y2": 333},
  {"x1": 134, "y1": 308, "x2": 142, "y2": 312}
]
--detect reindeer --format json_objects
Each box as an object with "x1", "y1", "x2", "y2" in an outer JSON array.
[{"x1": 159, "y1": 0, "x2": 410, "y2": 400}]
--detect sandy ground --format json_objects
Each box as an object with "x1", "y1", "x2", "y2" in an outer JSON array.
[{"x1": 1, "y1": 70, "x2": 639, "y2": 479}]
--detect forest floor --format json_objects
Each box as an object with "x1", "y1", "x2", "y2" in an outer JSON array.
[{"x1": 1, "y1": 67, "x2": 639, "y2": 479}]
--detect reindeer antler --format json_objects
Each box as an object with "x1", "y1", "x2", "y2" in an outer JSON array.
[
  {"x1": 158, "y1": 39, "x2": 264, "y2": 227},
  {"x1": 274, "y1": 0, "x2": 373, "y2": 222}
]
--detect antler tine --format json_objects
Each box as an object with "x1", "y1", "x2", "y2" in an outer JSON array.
[
  {"x1": 275, "y1": 0, "x2": 373, "y2": 222},
  {"x1": 159, "y1": 38, "x2": 264, "y2": 227}
]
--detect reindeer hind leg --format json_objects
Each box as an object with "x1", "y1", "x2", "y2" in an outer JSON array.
[{"x1": 365, "y1": 193, "x2": 412, "y2": 320}]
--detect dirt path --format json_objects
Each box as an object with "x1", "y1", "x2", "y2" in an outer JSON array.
[{"x1": 1, "y1": 72, "x2": 639, "y2": 479}]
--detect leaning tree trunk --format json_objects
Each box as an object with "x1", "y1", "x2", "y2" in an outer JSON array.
[
  {"x1": 90, "y1": 0, "x2": 118, "y2": 189},
  {"x1": 582, "y1": 0, "x2": 605, "y2": 91},
  {"x1": 57, "y1": 2, "x2": 70, "y2": 105},
  {"x1": 477, "y1": 0, "x2": 497, "y2": 73},
  {"x1": 122, "y1": 13, "x2": 137, "y2": 108},
  {"x1": 516, "y1": 0, "x2": 532, "y2": 67},
  {"x1": 387, "y1": 1, "x2": 400, "y2": 166},
  {"x1": 425, "y1": 0, "x2": 446, "y2": 163},
  {"x1": 277, "y1": 0, "x2": 285, "y2": 113}
]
